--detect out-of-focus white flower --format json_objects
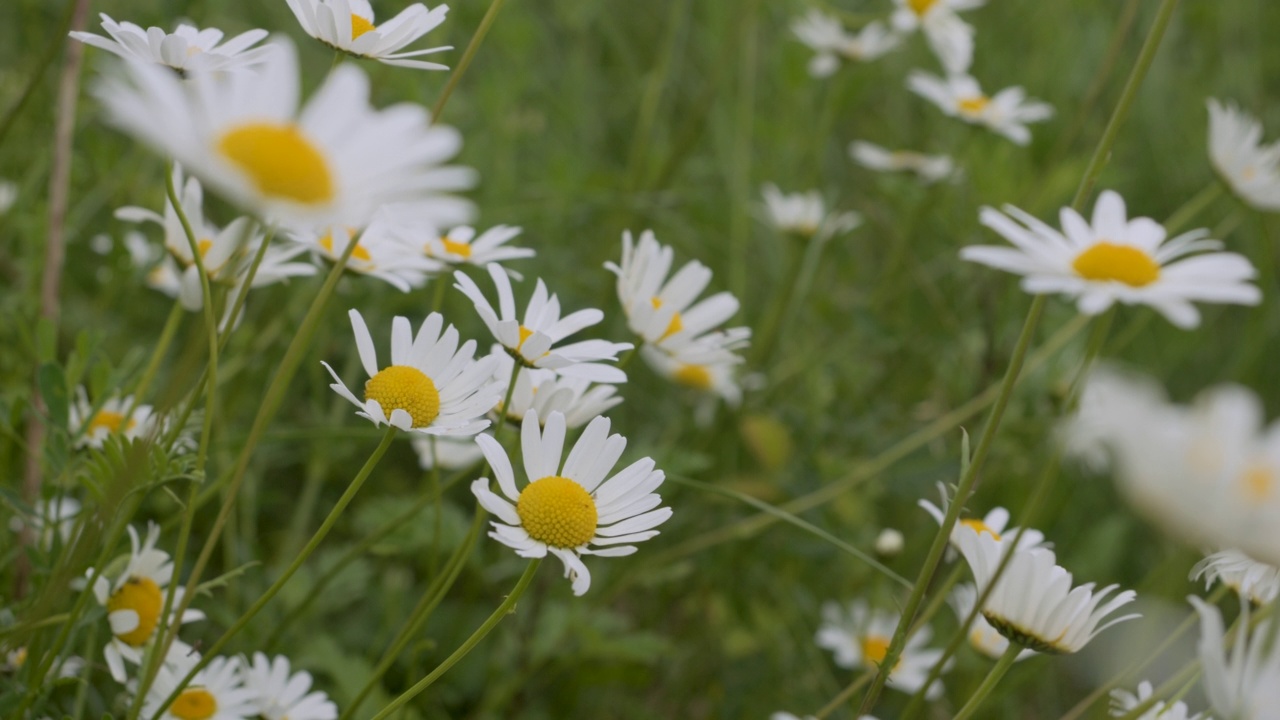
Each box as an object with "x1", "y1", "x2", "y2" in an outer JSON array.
[
  {"x1": 0, "y1": 181, "x2": 16, "y2": 215},
  {"x1": 243, "y1": 653, "x2": 337, "y2": 720},
  {"x1": 640, "y1": 342, "x2": 745, "y2": 405},
  {"x1": 816, "y1": 600, "x2": 947, "y2": 699},
  {"x1": 8, "y1": 496, "x2": 81, "y2": 549},
  {"x1": 71, "y1": 14, "x2": 271, "y2": 74},
  {"x1": 760, "y1": 185, "x2": 861, "y2": 242},
  {"x1": 1191, "y1": 549, "x2": 1280, "y2": 606},
  {"x1": 411, "y1": 434, "x2": 486, "y2": 471},
  {"x1": 286, "y1": 0, "x2": 451, "y2": 71},
  {"x1": 288, "y1": 204, "x2": 447, "y2": 292},
  {"x1": 791, "y1": 10, "x2": 900, "y2": 77},
  {"x1": 70, "y1": 387, "x2": 157, "y2": 449},
  {"x1": 908, "y1": 71, "x2": 1053, "y2": 145},
  {"x1": 948, "y1": 583, "x2": 1034, "y2": 662},
  {"x1": 874, "y1": 528, "x2": 904, "y2": 556},
  {"x1": 139, "y1": 653, "x2": 256, "y2": 720},
  {"x1": 849, "y1": 140, "x2": 956, "y2": 184},
  {"x1": 890, "y1": 0, "x2": 984, "y2": 74},
  {"x1": 1192, "y1": 596, "x2": 1280, "y2": 718},
  {"x1": 487, "y1": 350, "x2": 622, "y2": 428},
  {"x1": 1207, "y1": 98, "x2": 1280, "y2": 212},
  {"x1": 423, "y1": 225, "x2": 534, "y2": 275},
  {"x1": 1109, "y1": 680, "x2": 1208, "y2": 720}
]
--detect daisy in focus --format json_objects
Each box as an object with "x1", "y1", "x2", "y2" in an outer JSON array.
[
  {"x1": 243, "y1": 653, "x2": 338, "y2": 720},
  {"x1": 949, "y1": 584, "x2": 1034, "y2": 662},
  {"x1": 286, "y1": 0, "x2": 451, "y2": 70},
  {"x1": 423, "y1": 225, "x2": 534, "y2": 274},
  {"x1": 70, "y1": 386, "x2": 157, "y2": 449},
  {"x1": 759, "y1": 186, "x2": 862, "y2": 243},
  {"x1": 890, "y1": 0, "x2": 983, "y2": 74},
  {"x1": 1207, "y1": 98, "x2": 1280, "y2": 212},
  {"x1": 470, "y1": 409, "x2": 672, "y2": 596},
  {"x1": 1191, "y1": 549, "x2": 1280, "y2": 606},
  {"x1": 790, "y1": 10, "x2": 901, "y2": 78},
  {"x1": 1109, "y1": 681, "x2": 1208, "y2": 720},
  {"x1": 139, "y1": 653, "x2": 256, "y2": 720},
  {"x1": 919, "y1": 485, "x2": 1047, "y2": 553},
  {"x1": 93, "y1": 39, "x2": 474, "y2": 229},
  {"x1": 487, "y1": 351, "x2": 623, "y2": 428},
  {"x1": 1191, "y1": 596, "x2": 1280, "y2": 718},
  {"x1": 454, "y1": 266, "x2": 632, "y2": 383},
  {"x1": 849, "y1": 140, "x2": 956, "y2": 184},
  {"x1": 70, "y1": 14, "x2": 270, "y2": 75},
  {"x1": 907, "y1": 71, "x2": 1053, "y2": 145},
  {"x1": 815, "y1": 599, "x2": 946, "y2": 699},
  {"x1": 323, "y1": 309, "x2": 501, "y2": 436},
  {"x1": 961, "y1": 190, "x2": 1260, "y2": 328}
]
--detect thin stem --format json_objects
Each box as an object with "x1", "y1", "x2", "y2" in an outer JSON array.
[
  {"x1": 1164, "y1": 182, "x2": 1224, "y2": 234},
  {"x1": 126, "y1": 299, "x2": 185, "y2": 414},
  {"x1": 368, "y1": 558, "x2": 542, "y2": 720},
  {"x1": 814, "y1": 671, "x2": 873, "y2": 719},
  {"x1": 430, "y1": 275, "x2": 449, "y2": 314},
  {"x1": 493, "y1": 363, "x2": 520, "y2": 444},
  {"x1": 218, "y1": 222, "x2": 275, "y2": 347},
  {"x1": 953, "y1": 643, "x2": 1021, "y2": 720},
  {"x1": 753, "y1": 241, "x2": 806, "y2": 365},
  {"x1": 431, "y1": 0, "x2": 509, "y2": 121}
]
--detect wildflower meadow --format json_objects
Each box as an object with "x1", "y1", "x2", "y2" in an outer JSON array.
[{"x1": 4, "y1": 0, "x2": 1280, "y2": 718}]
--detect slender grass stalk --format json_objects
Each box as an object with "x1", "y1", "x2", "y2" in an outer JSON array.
[
  {"x1": 431, "y1": 0, "x2": 509, "y2": 121},
  {"x1": 753, "y1": 240, "x2": 807, "y2": 365},
  {"x1": 125, "y1": 299, "x2": 185, "y2": 415},
  {"x1": 368, "y1": 558, "x2": 542, "y2": 720},
  {"x1": 1164, "y1": 182, "x2": 1224, "y2": 234},
  {"x1": 727, "y1": 0, "x2": 759, "y2": 298},
  {"x1": 814, "y1": 671, "x2": 873, "y2": 720},
  {"x1": 952, "y1": 643, "x2": 1021, "y2": 720},
  {"x1": 493, "y1": 363, "x2": 520, "y2": 443}
]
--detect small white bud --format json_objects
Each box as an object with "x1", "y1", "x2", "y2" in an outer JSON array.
[{"x1": 874, "y1": 528, "x2": 904, "y2": 557}]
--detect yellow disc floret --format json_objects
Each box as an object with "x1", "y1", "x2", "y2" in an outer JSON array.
[
  {"x1": 1242, "y1": 465, "x2": 1275, "y2": 501},
  {"x1": 517, "y1": 476, "x2": 598, "y2": 549},
  {"x1": 364, "y1": 365, "x2": 441, "y2": 428},
  {"x1": 106, "y1": 577, "x2": 164, "y2": 646},
  {"x1": 650, "y1": 297, "x2": 683, "y2": 341},
  {"x1": 350, "y1": 14, "x2": 376, "y2": 40},
  {"x1": 169, "y1": 687, "x2": 218, "y2": 720},
  {"x1": 1071, "y1": 242, "x2": 1161, "y2": 287},
  {"x1": 673, "y1": 364, "x2": 713, "y2": 391},
  {"x1": 908, "y1": 0, "x2": 939, "y2": 16},
  {"x1": 957, "y1": 95, "x2": 990, "y2": 117},
  {"x1": 440, "y1": 236, "x2": 472, "y2": 259},
  {"x1": 89, "y1": 410, "x2": 133, "y2": 436},
  {"x1": 960, "y1": 518, "x2": 1002, "y2": 541},
  {"x1": 319, "y1": 232, "x2": 372, "y2": 263},
  {"x1": 217, "y1": 123, "x2": 334, "y2": 205}
]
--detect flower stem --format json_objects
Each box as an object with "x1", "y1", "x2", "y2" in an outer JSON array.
[
  {"x1": 432, "y1": 0, "x2": 508, "y2": 121},
  {"x1": 125, "y1": 298, "x2": 185, "y2": 416},
  {"x1": 1164, "y1": 181, "x2": 1225, "y2": 234},
  {"x1": 493, "y1": 363, "x2": 521, "y2": 443},
  {"x1": 368, "y1": 558, "x2": 542, "y2": 720},
  {"x1": 814, "y1": 671, "x2": 873, "y2": 719},
  {"x1": 953, "y1": 643, "x2": 1021, "y2": 720}
]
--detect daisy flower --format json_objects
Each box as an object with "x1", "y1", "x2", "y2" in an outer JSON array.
[
  {"x1": 70, "y1": 14, "x2": 270, "y2": 75},
  {"x1": 8, "y1": 496, "x2": 81, "y2": 550},
  {"x1": 815, "y1": 600, "x2": 946, "y2": 699},
  {"x1": 243, "y1": 653, "x2": 337, "y2": 720},
  {"x1": 960, "y1": 190, "x2": 1261, "y2": 328},
  {"x1": 890, "y1": 0, "x2": 983, "y2": 74},
  {"x1": 423, "y1": 225, "x2": 534, "y2": 274},
  {"x1": 1193, "y1": 595, "x2": 1280, "y2": 718},
  {"x1": 453, "y1": 266, "x2": 632, "y2": 383},
  {"x1": 759, "y1": 186, "x2": 862, "y2": 243},
  {"x1": 948, "y1": 583, "x2": 1034, "y2": 662},
  {"x1": 323, "y1": 309, "x2": 501, "y2": 436},
  {"x1": 140, "y1": 653, "x2": 256, "y2": 720},
  {"x1": 640, "y1": 340, "x2": 746, "y2": 405},
  {"x1": 488, "y1": 351, "x2": 623, "y2": 428},
  {"x1": 1109, "y1": 680, "x2": 1208, "y2": 720},
  {"x1": 411, "y1": 434, "x2": 486, "y2": 471},
  {"x1": 951, "y1": 528, "x2": 1139, "y2": 654},
  {"x1": 92, "y1": 39, "x2": 474, "y2": 229},
  {"x1": 286, "y1": 0, "x2": 451, "y2": 71},
  {"x1": 1207, "y1": 98, "x2": 1280, "y2": 212},
  {"x1": 288, "y1": 206, "x2": 445, "y2": 292},
  {"x1": 470, "y1": 410, "x2": 672, "y2": 596},
  {"x1": 89, "y1": 523, "x2": 205, "y2": 682},
  {"x1": 849, "y1": 140, "x2": 956, "y2": 184},
  {"x1": 1191, "y1": 549, "x2": 1280, "y2": 606},
  {"x1": 919, "y1": 484, "x2": 1047, "y2": 553},
  {"x1": 70, "y1": 387, "x2": 157, "y2": 449},
  {"x1": 790, "y1": 10, "x2": 900, "y2": 78},
  {"x1": 907, "y1": 71, "x2": 1053, "y2": 145}
]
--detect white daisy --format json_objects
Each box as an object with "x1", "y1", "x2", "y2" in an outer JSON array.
[
  {"x1": 907, "y1": 71, "x2": 1053, "y2": 145},
  {"x1": 8, "y1": 496, "x2": 81, "y2": 550},
  {"x1": 423, "y1": 225, "x2": 534, "y2": 273},
  {"x1": 815, "y1": 600, "x2": 946, "y2": 699},
  {"x1": 243, "y1": 653, "x2": 337, "y2": 720},
  {"x1": 92, "y1": 39, "x2": 475, "y2": 229},
  {"x1": 322, "y1": 309, "x2": 501, "y2": 436},
  {"x1": 1207, "y1": 98, "x2": 1280, "y2": 212},
  {"x1": 140, "y1": 653, "x2": 256, "y2": 720},
  {"x1": 410, "y1": 434, "x2": 486, "y2": 471},
  {"x1": 70, "y1": 386, "x2": 157, "y2": 449},
  {"x1": 890, "y1": 0, "x2": 984, "y2": 74},
  {"x1": 759, "y1": 186, "x2": 862, "y2": 243},
  {"x1": 1109, "y1": 680, "x2": 1210, "y2": 720},
  {"x1": 287, "y1": 205, "x2": 446, "y2": 292},
  {"x1": 286, "y1": 0, "x2": 451, "y2": 71},
  {"x1": 453, "y1": 266, "x2": 632, "y2": 383},
  {"x1": 488, "y1": 350, "x2": 623, "y2": 428},
  {"x1": 951, "y1": 528, "x2": 1139, "y2": 654},
  {"x1": 960, "y1": 190, "x2": 1261, "y2": 328},
  {"x1": 1192, "y1": 595, "x2": 1280, "y2": 719},
  {"x1": 849, "y1": 140, "x2": 956, "y2": 184},
  {"x1": 1191, "y1": 549, "x2": 1280, "y2": 606},
  {"x1": 71, "y1": 14, "x2": 271, "y2": 75},
  {"x1": 790, "y1": 10, "x2": 901, "y2": 78},
  {"x1": 639, "y1": 343, "x2": 745, "y2": 405},
  {"x1": 88, "y1": 523, "x2": 205, "y2": 682},
  {"x1": 948, "y1": 583, "x2": 1034, "y2": 662},
  {"x1": 918, "y1": 484, "x2": 1048, "y2": 553},
  {"x1": 469, "y1": 410, "x2": 672, "y2": 596}
]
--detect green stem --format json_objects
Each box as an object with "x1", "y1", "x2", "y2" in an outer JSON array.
[
  {"x1": 953, "y1": 643, "x2": 1020, "y2": 720},
  {"x1": 431, "y1": 0, "x2": 509, "y2": 121},
  {"x1": 753, "y1": 241, "x2": 807, "y2": 365},
  {"x1": 493, "y1": 363, "x2": 520, "y2": 443},
  {"x1": 814, "y1": 671, "x2": 873, "y2": 719},
  {"x1": 368, "y1": 558, "x2": 542, "y2": 720},
  {"x1": 218, "y1": 222, "x2": 275, "y2": 347},
  {"x1": 1165, "y1": 182, "x2": 1224, "y2": 234},
  {"x1": 126, "y1": 299, "x2": 185, "y2": 413},
  {"x1": 430, "y1": 275, "x2": 449, "y2": 314}
]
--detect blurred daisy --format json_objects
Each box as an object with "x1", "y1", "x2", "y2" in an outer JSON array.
[
  {"x1": 961, "y1": 190, "x2": 1261, "y2": 328},
  {"x1": 1192, "y1": 596, "x2": 1280, "y2": 718},
  {"x1": 454, "y1": 266, "x2": 632, "y2": 383},
  {"x1": 323, "y1": 309, "x2": 500, "y2": 436},
  {"x1": 949, "y1": 583, "x2": 1034, "y2": 662},
  {"x1": 488, "y1": 351, "x2": 623, "y2": 428},
  {"x1": 815, "y1": 600, "x2": 946, "y2": 699},
  {"x1": 1191, "y1": 549, "x2": 1280, "y2": 606},
  {"x1": 0, "y1": 181, "x2": 16, "y2": 215},
  {"x1": 89, "y1": 523, "x2": 204, "y2": 682},
  {"x1": 470, "y1": 410, "x2": 672, "y2": 596},
  {"x1": 1109, "y1": 680, "x2": 1207, "y2": 720},
  {"x1": 791, "y1": 10, "x2": 900, "y2": 78},
  {"x1": 411, "y1": 434, "x2": 486, "y2": 471},
  {"x1": 8, "y1": 496, "x2": 81, "y2": 550},
  {"x1": 849, "y1": 140, "x2": 956, "y2": 184},
  {"x1": 640, "y1": 342, "x2": 744, "y2": 405},
  {"x1": 890, "y1": 0, "x2": 983, "y2": 74},
  {"x1": 874, "y1": 528, "x2": 905, "y2": 557},
  {"x1": 951, "y1": 529, "x2": 1138, "y2": 654},
  {"x1": 772, "y1": 714, "x2": 817, "y2": 720},
  {"x1": 423, "y1": 225, "x2": 534, "y2": 274},
  {"x1": 286, "y1": 0, "x2": 451, "y2": 71},
  {"x1": 1207, "y1": 98, "x2": 1280, "y2": 212},
  {"x1": 759, "y1": 185, "x2": 862, "y2": 243},
  {"x1": 244, "y1": 653, "x2": 337, "y2": 720},
  {"x1": 71, "y1": 14, "x2": 270, "y2": 75},
  {"x1": 289, "y1": 207, "x2": 444, "y2": 292},
  {"x1": 93, "y1": 39, "x2": 474, "y2": 229},
  {"x1": 70, "y1": 387, "x2": 156, "y2": 449},
  {"x1": 140, "y1": 653, "x2": 256, "y2": 720},
  {"x1": 908, "y1": 71, "x2": 1053, "y2": 145}
]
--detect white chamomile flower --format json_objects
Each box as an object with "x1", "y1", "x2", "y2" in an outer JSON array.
[
  {"x1": 488, "y1": 351, "x2": 623, "y2": 428},
  {"x1": 949, "y1": 583, "x2": 1034, "y2": 662},
  {"x1": 907, "y1": 71, "x2": 1053, "y2": 145},
  {"x1": 849, "y1": 140, "x2": 956, "y2": 184},
  {"x1": 759, "y1": 186, "x2": 862, "y2": 243},
  {"x1": 70, "y1": 386, "x2": 157, "y2": 449},
  {"x1": 323, "y1": 309, "x2": 501, "y2": 436},
  {"x1": 423, "y1": 225, "x2": 534, "y2": 273},
  {"x1": 1207, "y1": 98, "x2": 1280, "y2": 212},
  {"x1": 141, "y1": 653, "x2": 256, "y2": 720},
  {"x1": 288, "y1": 205, "x2": 447, "y2": 292},
  {"x1": 71, "y1": 14, "x2": 270, "y2": 75},
  {"x1": 454, "y1": 266, "x2": 632, "y2": 383},
  {"x1": 890, "y1": 0, "x2": 983, "y2": 74},
  {"x1": 411, "y1": 434, "x2": 486, "y2": 471},
  {"x1": 8, "y1": 496, "x2": 81, "y2": 550},
  {"x1": 88, "y1": 523, "x2": 205, "y2": 683},
  {"x1": 919, "y1": 484, "x2": 1047, "y2": 553},
  {"x1": 1192, "y1": 595, "x2": 1280, "y2": 718},
  {"x1": 1192, "y1": 549, "x2": 1280, "y2": 606},
  {"x1": 951, "y1": 528, "x2": 1139, "y2": 654},
  {"x1": 640, "y1": 343, "x2": 744, "y2": 405},
  {"x1": 470, "y1": 410, "x2": 672, "y2": 596},
  {"x1": 1110, "y1": 680, "x2": 1210, "y2": 720},
  {"x1": 815, "y1": 600, "x2": 947, "y2": 699},
  {"x1": 286, "y1": 0, "x2": 451, "y2": 71},
  {"x1": 791, "y1": 10, "x2": 900, "y2": 78},
  {"x1": 961, "y1": 190, "x2": 1261, "y2": 328},
  {"x1": 243, "y1": 653, "x2": 337, "y2": 720},
  {"x1": 93, "y1": 39, "x2": 475, "y2": 229}
]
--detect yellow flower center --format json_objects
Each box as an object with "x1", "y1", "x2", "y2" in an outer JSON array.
[
  {"x1": 516, "y1": 475, "x2": 598, "y2": 549},
  {"x1": 350, "y1": 14, "x2": 376, "y2": 40},
  {"x1": 517, "y1": 325, "x2": 535, "y2": 350},
  {"x1": 1242, "y1": 465, "x2": 1274, "y2": 501},
  {"x1": 861, "y1": 635, "x2": 891, "y2": 665},
  {"x1": 960, "y1": 518, "x2": 1002, "y2": 541},
  {"x1": 957, "y1": 96, "x2": 990, "y2": 116},
  {"x1": 170, "y1": 687, "x2": 218, "y2": 720},
  {"x1": 106, "y1": 577, "x2": 163, "y2": 646},
  {"x1": 440, "y1": 236, "x2": 472, "y2": 258},
  {"x1": 9, "y1": 647, "x2": 27, "y2": 668},
  {"x1": 908, "y1": 0, "x2": 939, "y2": 15},
  {"x1": 364, "y1": 365, "x2": 441, "y2": 428},
  {"x1": 217, "y1": 123, "x2": 334, "y2": 205},
  {"x1": 650, "y1": 297, "x2": 683, "y2": 341},
  {"x1": 1071, "y1": 242, "x2": 1161, "y2": 287},
  {"x1": 1242, "y1": 166, "x2": 1258, "y2": 181},
  {"x1": 88, "y1": 410, "x2": 136, "y2": 436},
  {"x1": 197, "y1": 239, "x2": 213, "y2": 259},
  {"x1": 319, "y1": 231, "x2": 372, "y2": 263},
  {"x1": 673, "y1": 364, "x2": 713, "y2": 390}
]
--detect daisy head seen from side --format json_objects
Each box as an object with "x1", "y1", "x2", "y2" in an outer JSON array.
[
  {"x1": 815, "y1": 599, "x2": 947, "y2": 699},
  {"x1": 1207, "y1": 98, "x2": 1280, "y2": 212},
  {"x1": 243, "y1": 653, "x2": 338, "y2": 720},
  {"x1": 141, "y1": 653, "x2": 256, "y2": 720},
  {"x1": 286, "y1": 0, "x2": 452, "y2": 70},
  {"x1": 71, "y1": 14, "x2": 271, "y2": 75},
  {"x1": 907, "y1": 71, "x2": 1053, "y2": 145},
  {"x1": 469, "y1": 410, "x2": 672, "y2": 596}
]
